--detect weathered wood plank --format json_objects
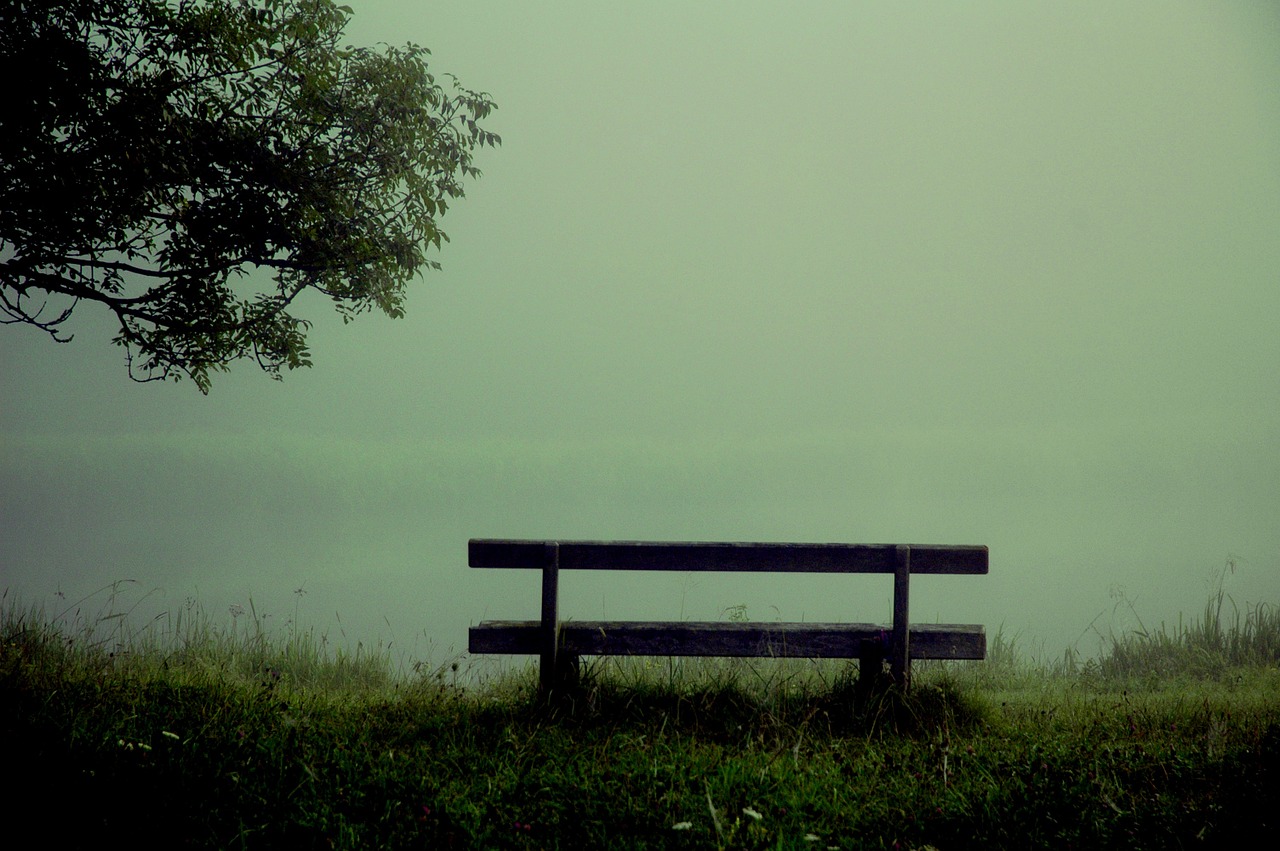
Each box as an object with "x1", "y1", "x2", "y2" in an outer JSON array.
[
  {"x1": 469, "y1": 540, "x2": 988, "y2": 575},
  {"x1": 469, "y1": 621, "x2": 986, "y2": 660}
]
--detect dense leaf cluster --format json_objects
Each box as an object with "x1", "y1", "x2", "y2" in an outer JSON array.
[{"x1": 0, "y1": 0, "x2": 498, "y2": 391}]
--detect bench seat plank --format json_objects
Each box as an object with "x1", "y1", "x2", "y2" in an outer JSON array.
[
  {"x1": 470, "y1": 540, "x2": 988, "y2": 575},
  {"x1": 470, "y1": 620, "x2": 985, "y2": 660}
]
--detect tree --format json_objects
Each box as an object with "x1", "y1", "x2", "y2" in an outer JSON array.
[{"x1": 0, "y1": 0, "x2": 499, "y2": 392}]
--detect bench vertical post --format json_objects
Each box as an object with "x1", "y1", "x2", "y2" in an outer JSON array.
[
  {"x1": 539, "y1": 543, "x2": 560, "y2": 695},
  {"x1": 890, "y1": 545, "x2": 911, "y2": 686}
]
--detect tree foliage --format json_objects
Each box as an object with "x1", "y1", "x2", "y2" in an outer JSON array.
[{"x1": 0, "y1": 0, "x2": 499, "y2": 392}]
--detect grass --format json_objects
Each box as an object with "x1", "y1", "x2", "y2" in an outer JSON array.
[{"x1": 3, "y1": 583, "x2": 1278, "y2": 849}]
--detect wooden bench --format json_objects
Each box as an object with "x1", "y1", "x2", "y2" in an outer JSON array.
[{"x1": 468, "y1": 539, "x2": 988, "y2": 693}]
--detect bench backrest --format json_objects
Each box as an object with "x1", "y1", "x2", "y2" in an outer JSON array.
[{"x1": 469, "y1": 540, "x2": 988, "y2": 574}]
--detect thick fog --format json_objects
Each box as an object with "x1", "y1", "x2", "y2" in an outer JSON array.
[{"x1": 3, "y1": 1, "x2": 1278, "y2": 670}]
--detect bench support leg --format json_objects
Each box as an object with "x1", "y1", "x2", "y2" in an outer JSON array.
[
  {"x1": 857, "y1": 637, "x2": 886, "y2": 700},
  {"x1": 890, "y1": 545, "x2": 911, "y2": 688},
  {"x1": 539, "y1": 544, "x2": 560, "y2": 696}
]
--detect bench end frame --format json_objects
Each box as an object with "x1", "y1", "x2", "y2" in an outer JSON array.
[
  {"x1": 539, "y1": 543, "x2": 561, "y2": 695},
  {"x1": 891, "y1": 544, "x2": 911, "y2": 685}
]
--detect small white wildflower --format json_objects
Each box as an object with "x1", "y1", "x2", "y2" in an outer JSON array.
[
  {"x1": 804, "y1": 834, "x2": 820, "y2": 843},
  {"x1": 161, "y1": 730, "x2": 180, "y2": 741},
  {"x1": 743, "y1": 807, "x2": 763, "y2": 821},
  {"x1": 672, "y1": 822, "x2": 693, "y2": 831}
]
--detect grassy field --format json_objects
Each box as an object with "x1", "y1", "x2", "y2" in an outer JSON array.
[{"x1": 2, "y1": 584, "x2": 1278, "y2": 849}]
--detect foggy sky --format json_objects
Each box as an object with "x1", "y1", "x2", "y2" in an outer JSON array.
[{"x1": 3, "y1": 1, "x2": 1278, "y2": 667}]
